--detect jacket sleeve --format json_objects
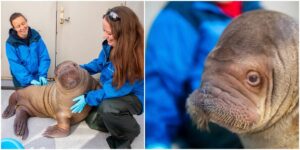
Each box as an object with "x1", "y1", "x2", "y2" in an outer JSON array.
[
  {"x1": 81, "y1": 50, "x2": 105, "y2": 75},
  {"x1": 145, "y1": 9, "x2": 199, "y2": 147},
  {"x1": 6, "y1": 43, "x2": 34, "y2": 86},
  {"x1": 37, "y1": 38, "x2": 51, "y2": 77},
  {"x1": 85, "y1": 79, "x2": 134, "y2": 106}
]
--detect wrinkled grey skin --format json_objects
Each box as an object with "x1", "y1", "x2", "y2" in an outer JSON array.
[{"x1": 187, "y1": 10, "x2": 298, "y2": 148}]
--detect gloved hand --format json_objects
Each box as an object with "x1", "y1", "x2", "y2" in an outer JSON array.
[
  {"x1": 71, "y1": 95, "x2": 87, "y2": 113},
  {"x1": 39, "y1": 76, "x2": 48, "y2": 85},
  {"x1": 30, "y1": 79, "x2": 41, "y2": 86}
]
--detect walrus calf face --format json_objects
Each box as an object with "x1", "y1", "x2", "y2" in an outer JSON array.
[
  {"x1": 187, "y1": 53, "x2": 270, "y2": 133},
  {"x1": 55, "y1": 61, "x2": 81, "y2": 90},
  {"x1": 187, "y1": 10, "x2": 298, "y2": 135}
]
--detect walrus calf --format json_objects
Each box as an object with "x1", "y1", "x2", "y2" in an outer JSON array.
[
  {"x1": 2, "y1": 61, "x2": 100, "y2": 140},
  {"x1": 187, "y1": 10, "x2": 298, "y2": 148}
]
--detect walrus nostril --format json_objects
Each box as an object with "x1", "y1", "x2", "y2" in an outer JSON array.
[{"x1": 68, "y1": 80, "x2": 77, "y2": 88}]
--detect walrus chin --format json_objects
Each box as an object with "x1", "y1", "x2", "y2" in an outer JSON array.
[{"x1": 187, "y1": 87, "x2": 260, "y2": 134}]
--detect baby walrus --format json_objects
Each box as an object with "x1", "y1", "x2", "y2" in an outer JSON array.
[
  {"x1": 2, "y1": 61, "x2": 100, "y2": 140},
  {"x1": 187, "y1": 10, "x2": 298, "y2": 148}
]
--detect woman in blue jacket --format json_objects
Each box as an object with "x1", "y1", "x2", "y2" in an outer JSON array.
[
  {"x1": 6, "y1": 12, "x2": 50, "y2": 88},
  {"x1": 71, "y1": 6, "x2": 144, "y2": 149}
]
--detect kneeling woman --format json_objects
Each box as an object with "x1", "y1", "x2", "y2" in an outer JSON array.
[
  {"x1": 6, "y1": 12, "x2": 50, "y2": 88},
  {"x1": 70, "y1": 6, "x2": 144, "y2": 149}
]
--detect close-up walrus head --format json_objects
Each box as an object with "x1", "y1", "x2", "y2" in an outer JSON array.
[
  {"x1": 187, "y1": 10, "x2": 298, "y2": 148},
  {"x1": 54, "y1": 61, "x2": 82, "y2": 90}
]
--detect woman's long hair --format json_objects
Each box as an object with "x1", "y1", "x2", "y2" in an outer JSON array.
[{"x1": 104, "y1": 6, "x2": 144, "y2": 89}]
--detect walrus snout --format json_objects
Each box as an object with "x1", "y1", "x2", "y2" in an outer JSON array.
[
  {"x1": 186, "y1": 89, "x2": 210, "y2": 130},
  {"x1": 187, "y1": 84, "x2": 260, "y2": 133}
]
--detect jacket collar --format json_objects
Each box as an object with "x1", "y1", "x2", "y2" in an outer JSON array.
[
  {"x1": 7, "y1": 27, "x2": 41, "y2": 47},
  {"x1": 102, "y1": 40, "x2": 112, "y2": 60}
]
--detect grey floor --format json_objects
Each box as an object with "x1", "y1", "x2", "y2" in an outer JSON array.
[{"x1": 1, "y1": 90, "x2": 144, "y2": 149}]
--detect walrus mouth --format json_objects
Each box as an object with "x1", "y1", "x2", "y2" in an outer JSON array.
[{"x1": 187, "y1": 87, "x2": 259, "y2": 133}]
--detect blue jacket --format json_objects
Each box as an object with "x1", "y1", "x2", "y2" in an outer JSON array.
[
  {"x1": 81, "y1": 40, "x2": 144, "y2": 109},
  {"x1": 6, "y1": 27, "x2": 51, "y2": 87},
  {"x1": 146, "y1": 1, "x2": 261, "y2": 148}
]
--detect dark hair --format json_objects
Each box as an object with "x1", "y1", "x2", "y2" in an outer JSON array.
[
  {"x1": 9, "y1": 12, "x2": 27, "y2": 27},
  {"x1": 103, "y1": 6, "x2": 144, "y2": 89}
]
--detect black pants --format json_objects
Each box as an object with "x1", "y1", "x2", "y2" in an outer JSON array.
[{"x1": 85, "y1": 94, "x2": 142, "y2": 149}]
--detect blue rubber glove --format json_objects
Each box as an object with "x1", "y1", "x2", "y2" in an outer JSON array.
[
  {"x1": 30, "y1": 79, "x2": 41, "y2": 86},
  {"x1": 39, "y1": 76, "x2": 48, "y2": 85},
  {"x1": 71, "y1": 95, "x2": 87, "y2": 113}
]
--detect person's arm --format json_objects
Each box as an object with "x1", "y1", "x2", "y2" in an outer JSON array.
[
  {"x1": 71, "y1": 79, "x2": 138, "y2": 113},
  {"x1": 80, "y1": 50, "x2": 105, "y2": 75},
  {"x1": 85, "y1": 79, "x2": 135, "y2": 106},
  {"x1": 6, "y1": 43, "x2": 34, "y2": 86},
  {"x1": 37, "y1": 38, "x2": 51, "y2": 78},
  {"x1": 146, "y1": 8, "x2": 199, "y2": 148}
]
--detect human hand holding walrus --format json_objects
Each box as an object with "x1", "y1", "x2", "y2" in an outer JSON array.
[
  {"x1": 2, "y1": 61, "x2": 100, "y2": 140},
  {"x1": 187, "y1": 10, "x2": 298, "y2": 148}
]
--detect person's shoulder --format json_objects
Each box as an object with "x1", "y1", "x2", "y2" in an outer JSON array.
[
  {"x1": 155, "y1": 8, "x2": 184, "y2": 24},
  {"x1": 6, "y1": 36, "x2": 14, "y2": 46},
  {"x1": 151, "y1": 9, "x2": 194, "y2": 33},
  {"x1": 6, "y1": 28, "x2": 17, "y2": 45},
  {"x1": 152, "y1": 2, "x2": 202, "y2": 30}
]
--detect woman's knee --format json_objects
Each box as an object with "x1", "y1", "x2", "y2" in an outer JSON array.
[
  {"x1": 97, "y1": 99, "x2": 127, "y2": 115},
  {"x1": 98, "y1": 100, "x2": 117, "y2": 115}
]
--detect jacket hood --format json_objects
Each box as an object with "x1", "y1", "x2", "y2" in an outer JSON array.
[{"x1": 7, "y1": 27, "x2": 41, "y2": 47}]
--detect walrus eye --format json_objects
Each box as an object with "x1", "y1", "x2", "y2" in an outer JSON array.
[{"x1": 247, "y1": 71, "x2": 260, "y2": 86}]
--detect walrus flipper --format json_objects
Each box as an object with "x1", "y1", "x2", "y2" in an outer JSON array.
[
  {"x1": 14, "y1": 107, "x2": 30, "y2": 140},
  {"x1": 2, "y1": 92, "x2": 18, "y2": 119},
  {"x1": 43, "y1": 125, "x2": 70, "y2": 138},
  {"x1": 43, "y1": 111, "x2": 71, "y2": 138}
]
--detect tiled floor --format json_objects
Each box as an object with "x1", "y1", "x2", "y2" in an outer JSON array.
[{"x1": 1, "y1": 89, "x2": 144, "y2": 149}]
